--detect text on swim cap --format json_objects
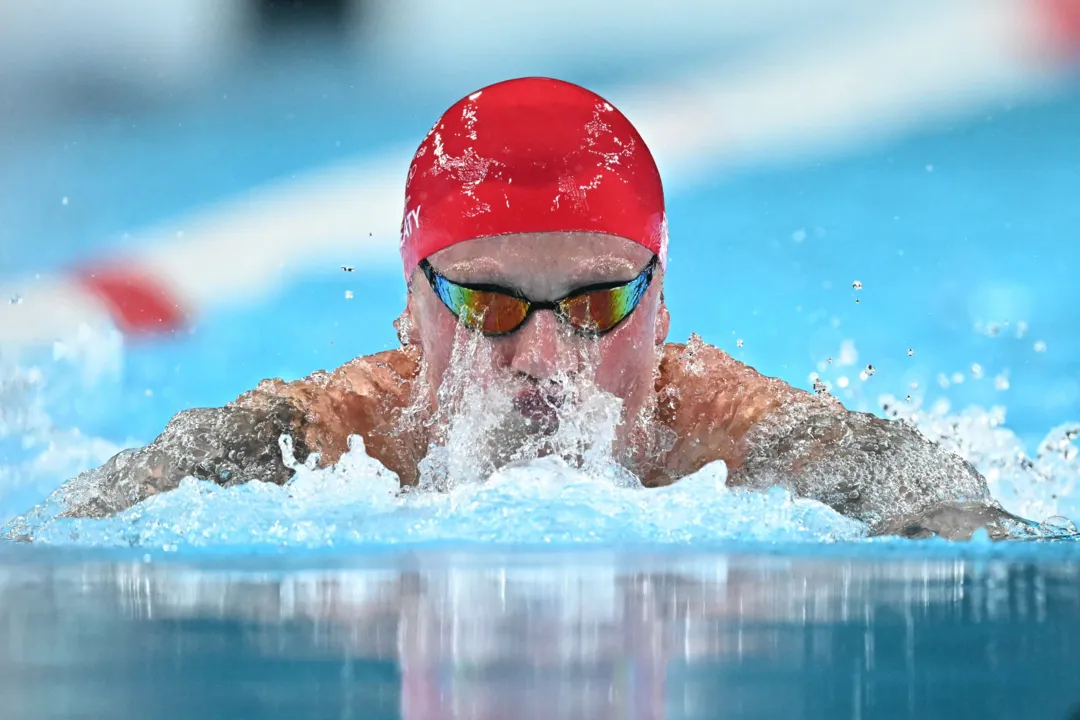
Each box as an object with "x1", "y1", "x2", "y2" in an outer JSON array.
[{"x1": 402, "y1": 205, "x2": 422, "y2": 240}]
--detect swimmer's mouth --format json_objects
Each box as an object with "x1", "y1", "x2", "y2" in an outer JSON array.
[{"x1": 513, "y1": 387, "x2": 562, "y2": 429}]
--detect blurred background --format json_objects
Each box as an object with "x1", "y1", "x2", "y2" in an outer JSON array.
[{"x1": 1, "y1": 0, "x2": 1078, "y2": 515}]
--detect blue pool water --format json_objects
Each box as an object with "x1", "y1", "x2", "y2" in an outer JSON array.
[
  {"x1": 3, "y1": 545, "x2": 1080, "y2": 719},
  {"x1": 2, "y1": 45, "x2": 1080, "y2": 718}
]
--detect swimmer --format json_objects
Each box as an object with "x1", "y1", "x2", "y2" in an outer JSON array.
[{"x1": 29, "y1": 77, "x2": 1037, "y2": 540}]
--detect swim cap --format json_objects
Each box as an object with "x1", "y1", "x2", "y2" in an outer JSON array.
[{"x1": 399, "y1": 77, "x2": 667, "y2": 278}]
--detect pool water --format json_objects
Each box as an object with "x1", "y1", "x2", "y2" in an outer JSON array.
[{"x1": 3, "y1": 545, "x2": 1079, "y2": 719}]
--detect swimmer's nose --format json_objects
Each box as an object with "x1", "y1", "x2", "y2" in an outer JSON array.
[{"x1": 508, "y1": 310, "x2": 578, "y2": 380}]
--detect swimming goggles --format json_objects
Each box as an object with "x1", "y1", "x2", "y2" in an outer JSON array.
[{"x1": 418, "y1": 256, "x2": 658, "y2": 336}]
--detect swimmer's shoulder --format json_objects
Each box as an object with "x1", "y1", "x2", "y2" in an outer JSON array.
[
  {"x1": 331, "y1": 346, "x2": 421, "y2": 391},
  {"x1": 234, "y1": 346, "x2": 420, "y2": 409},
  {"x1": 659, "y1": 336, "x2": 772, "y2": 391},
  {"x1": 228, "y1": 346, "x2": 422, "y2": 472},
  {"x1": 657, "y1": 335, "x2": 824, "y2": 436}
]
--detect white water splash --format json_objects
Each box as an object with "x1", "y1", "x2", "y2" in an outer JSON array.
[
  {"x1": 16, "y1": 437, "x2": 866, "y2": 549},
  {"x1": 880, "y1": 394, "x2": 1080, "y2": 526},
  {"x1": 0, "y1": 323, "x2": 126, "y2": 526}
]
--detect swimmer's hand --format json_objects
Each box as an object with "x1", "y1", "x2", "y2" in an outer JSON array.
[
  {"x1": 658, "y1": 338, "x2": 1027, "y2": 540},
  {"x1": 39, "y1": 348, "x2": 420, "y2": 520}
]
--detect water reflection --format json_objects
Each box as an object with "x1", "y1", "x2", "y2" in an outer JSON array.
[{"x1": 1, "y1": 549, "x2": 1079, "y2": 719}]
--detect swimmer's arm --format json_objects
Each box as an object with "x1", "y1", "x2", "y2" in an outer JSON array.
[
  {"x1": 658, "y1": 340, "x2": 1032, "y2": 539},
  {"x1": 52, "y1": 397, "x2": 313, "y2": 519},
  {"x1": 51, "y1": 348, "x2": 420, "y2": 519},
  {"x1": 729, "y1": 402, "x2": 1035, "y2": 539}
]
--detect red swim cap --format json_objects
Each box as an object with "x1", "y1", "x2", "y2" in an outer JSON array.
[{"x1": 399, "y1": 77, "x2": 667, "y2": 277}]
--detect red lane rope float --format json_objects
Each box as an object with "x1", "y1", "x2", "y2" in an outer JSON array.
[{"x1": 74, "y1": 266, "x2": 188, "y2": 336}]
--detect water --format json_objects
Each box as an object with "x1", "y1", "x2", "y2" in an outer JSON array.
[{"x1": 2, "y1": 545, "x2": 1079, "y2": 719}]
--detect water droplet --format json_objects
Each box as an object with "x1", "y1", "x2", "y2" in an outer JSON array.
[
  {"x1": 61, "y1": 196, "x2": 69, "y2": 206},
  {"x1": 970, "y1": 363, "x2": 984, "y2": 379},
  {"x1": 1034, "y1": 340, "x2": 1047, "y2": 353},
  {"x1": 925, "y1": 164, "x2": 934, "y2": 172},
  {"x1": 994, "y1": 373, "x2": 1010, "y2": 391},
  {"x1": 836, "y1": 376, "x2": 850, "y2": 388},
  {"x1": 792, "y1": 228, "x2": 807, "y2": 243},
  {"x1": 344, "y1": 290, "x2": 354, "y2": 300}
]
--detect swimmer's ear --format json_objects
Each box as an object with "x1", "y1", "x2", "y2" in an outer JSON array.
[{"x1": 655, "y1": 292, "x2": 670, "y2": 346}]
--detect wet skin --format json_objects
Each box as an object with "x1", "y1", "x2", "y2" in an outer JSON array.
[{"x1": 10, "y1": 232, "x2": 1040, "y2": 541}]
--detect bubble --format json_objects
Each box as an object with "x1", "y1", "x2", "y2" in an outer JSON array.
[
  {"x1": 907, "y1": 348, "x2": 914, "y2": 357},
  {"x1": 736, "y1": 339, "x2": 744, "y2": 348},
  {"x1": 61, "y1": 197, "x2": 69, "y2": 206},
  {"x1": 1034, "y1": 340, "x2": 1047, "y2": 353},
  {"x1": 792, "y1": 229, "x2": 807, "y2": 243},
  {"x1": 344, "y1": 290, "x2": 354, "y2": 300},
  {"x1": 852, "y1": 281, "x2": 863, "y2": 290},
  {"x1": 994, "y1": 373, "x2": 1011, "y2": 391},
  {"x1": 971, "y1": 364, "x2": 984, "y2": 380}
]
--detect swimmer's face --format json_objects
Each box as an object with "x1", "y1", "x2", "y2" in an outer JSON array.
[{"x1": 402, "y1": 232, "x2": 669, "y2": 445}]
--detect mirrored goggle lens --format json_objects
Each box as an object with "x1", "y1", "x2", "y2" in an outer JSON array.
[
  {"x1": 442, "y1": 283, "x2": 530, "y2": 335},
  {"x1": 557, "y1": 276, "x2": 648, "y2": 334}
]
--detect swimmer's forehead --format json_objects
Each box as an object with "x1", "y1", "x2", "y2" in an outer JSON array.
[{"x1": 430, "y1": 232, "x2": 654, "y2": 287}]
